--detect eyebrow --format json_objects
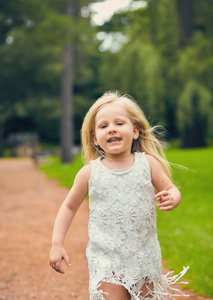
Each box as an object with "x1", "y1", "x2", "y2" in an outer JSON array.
[
  {"x1": 96, "y1": 120, "x2": 107, "y2": 127},
  {"x1": 96, "y1": 117, "x2": 126, "y2": 125}
]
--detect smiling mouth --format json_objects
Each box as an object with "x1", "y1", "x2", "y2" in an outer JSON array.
[{"x1": 107, "y1": 137, "x2": 122, "y2": 143}]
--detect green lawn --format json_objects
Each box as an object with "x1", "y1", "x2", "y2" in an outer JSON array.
[
  {"x1": 159, "y1": 147, "x2": 213, "y2": 297},
  {"x1": 40, "y1": 147, "x2": 213, "y2": 298},
  {"x1": 39, "y1": 154, "x2": 83, "y2": 188}
]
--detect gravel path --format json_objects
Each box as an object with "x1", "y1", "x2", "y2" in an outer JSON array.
[{"x1": 0, "y1": 158, "x2": 210, "y2": 300}]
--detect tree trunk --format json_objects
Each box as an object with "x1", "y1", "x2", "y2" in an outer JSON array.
[
  {"x1": 177, "y1": 0, "x2": 193, "y2": 46},
  {"x1": 177, "y1": 0, "x2": 206, "y2": 148},
  {"x1": 61, "y1": 2, "x2": 75, "y2": 163},
  {"x1": 181, "y1": 93, "x2": 206, "y2": 148}
]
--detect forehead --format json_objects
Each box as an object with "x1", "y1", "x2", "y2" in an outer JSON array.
[{"x1": 95, "y1": 102, "x2": 129, "y2": 122}]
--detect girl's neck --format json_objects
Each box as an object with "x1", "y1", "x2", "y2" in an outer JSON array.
[{"x1": 101, "y1": 153, "x2": 135, "y2": 170}]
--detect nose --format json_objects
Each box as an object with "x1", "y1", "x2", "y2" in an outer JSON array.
[{"x1": 108, "y1": 123, "x2": 117, "y2": 133}]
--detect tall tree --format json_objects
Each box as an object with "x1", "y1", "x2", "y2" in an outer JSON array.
[
  {"x1": 177, "y1": 0, "x2": 193, "y2": 46},
  {"x1": 176, "y1": 0, "x2": 213, "y2": 147},
  {"x1": 60, "y1": 0, "x2": 101, "y2": 162},
  {"x1": 98, "y1": 0, "x2": 213, "y2": 147},
  {"x1": 61, "y1": 2, "x2": 75, "y2": 163},
  {"x1": 0, "y1": 0, "x2": 102, "y2": 158}
]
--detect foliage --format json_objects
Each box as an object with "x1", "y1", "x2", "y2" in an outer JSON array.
[
  {"x1": 0, "y1": 0, "x2": 101, "y2": 150},
  {"x1": 99, "y1": 40, "x2": 165, "y2": 124},
  {"x1": 177, "y1": 33, "x2": 213, "y2": 144},
  {"x1": 98, "y1": 0, "x2": 213, "y2": 146},
  {"x1": 0, "y1": 0, "x2": 213, "y2": 153}
]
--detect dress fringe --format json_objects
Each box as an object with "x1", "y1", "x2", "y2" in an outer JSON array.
[
  {"x1": 90, "y1": 266, "x2": 190, "y2": 300},
  {"x1": 146, "y1": 266, "x2": 190, "y2": 300}
]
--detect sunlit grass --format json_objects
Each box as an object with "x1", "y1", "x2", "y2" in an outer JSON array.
[
  {"x1": 158, "y1": 147, "x2": 213, "y2": 297},
  {"x1": 40, "y1": 147, "x2": 213, "y2": 298},
  {"x1": 39, "y1": 154, "x2": 83, "y2": 188}
]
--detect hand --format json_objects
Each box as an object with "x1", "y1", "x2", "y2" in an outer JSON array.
[
  {"x1": 49, "y1": 245, "x2": 71, "y2": 274},
  {"x1": 155, "y1": 190, "x2": 177, "y2": 211}
]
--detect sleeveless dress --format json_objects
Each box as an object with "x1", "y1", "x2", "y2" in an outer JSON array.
[{"x1": 86, "y1": 152, "x2": 189, "y2": 299}]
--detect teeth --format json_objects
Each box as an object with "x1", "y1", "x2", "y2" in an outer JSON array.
[{"x1": 108, "y1": 137, "x2": 120, "y2": 142}]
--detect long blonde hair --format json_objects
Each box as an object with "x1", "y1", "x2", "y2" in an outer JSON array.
[{"x1": 81, "y1": 91, "x2": 171, "y2": 177}]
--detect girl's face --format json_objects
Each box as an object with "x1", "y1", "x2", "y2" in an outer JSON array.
[{"x1": 93, "y1": 102, "x2": 139, "y2": 159}]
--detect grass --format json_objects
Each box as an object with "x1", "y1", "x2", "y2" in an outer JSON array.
[
  {"x1": 40, "y1": 148, "x2": 213, "y2": 298},
  {"x1": 158, "y1": 147, "x2": 213, "y2": 298},
  {"x1": 39, "y1": 154, "x2": 83, "y2": 188}
]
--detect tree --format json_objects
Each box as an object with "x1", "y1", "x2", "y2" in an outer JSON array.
[
  {"x1": 60, "y1": 0, "x2": 102, "y2": 162},
  {"x1": 0, "y1": 0, "x2": 63, "y2": 154},
  {"x1": 0, "y1": 0, "x2": 102, "y2": 159},
  {"x1": 98, "y1": 0, "x2": 213, "y2": 147},
  {"x1": 177, "y1": 0, "x2": 193, "y2": 46},
  {"x1": 176, "y1": 0, "x2": 213, "y2": 147},
  {"x1": 60, "y1": 2, "x2": 75, "y2": 163},
  {"x1": 98, "y1": 2, "x2": 176, "y2": 128}
]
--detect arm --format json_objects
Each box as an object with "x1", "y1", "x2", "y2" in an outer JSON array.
[
  {"x1": 49, "y1": 164, "x2": 91, "y2": 273},
  {"x1": 145, "y1": 154, "x2": 181, "y2": 211}
]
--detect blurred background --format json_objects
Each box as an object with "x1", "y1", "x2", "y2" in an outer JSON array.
[
  {"x1": 0, "y1": 0, "x2": 212, "y2": 162},
  {"x1": 1, "y1": 1, "x2": 213, "y2": 298}
]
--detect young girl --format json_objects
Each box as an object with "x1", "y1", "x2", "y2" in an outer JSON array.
[{"x1": 49, "y1": 91, "x2": 189, "y2": 300}]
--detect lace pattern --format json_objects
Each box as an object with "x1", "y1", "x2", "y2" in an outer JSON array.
[{"x1": 87, "y1": 152, "x2": 189, "y2": 299}]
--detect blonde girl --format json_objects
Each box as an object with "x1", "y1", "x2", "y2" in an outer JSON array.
[{"x1": 49, "y1": 91, "x2": 189, "y2": 299}]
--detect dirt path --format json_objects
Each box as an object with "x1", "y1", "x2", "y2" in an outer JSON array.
[{"x1": 0, "y1": 158, "x2": 210, "y2": 300}]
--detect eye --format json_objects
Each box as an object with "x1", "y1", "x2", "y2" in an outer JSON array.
[
  {"x1": 117, "y1": 121, "x2": 123, "y2": 126},
  {"x1": 100, "y1": 124, "x2": 107, "y2": 129}
]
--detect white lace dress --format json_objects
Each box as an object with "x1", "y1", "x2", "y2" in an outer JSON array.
[{"x1": 86, "y1": 152, "x2": 188, "y2": 299}]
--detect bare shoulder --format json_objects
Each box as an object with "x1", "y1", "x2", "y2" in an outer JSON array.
[
  {"x1": 145, "y1": 154, "x2": 174, "y2": 191},
  {"x1": 64, "y1": 164, "x2": 91, "y2": 209},
  {"x1": 145, "y1": 154, "x2": 160, "y2": 169},
  {"x1": 145, "y1": 154, "x2": 166, "y2": 175},
  {"x1": 75, "y1": 163, "x2": 91, "y2": 183}
]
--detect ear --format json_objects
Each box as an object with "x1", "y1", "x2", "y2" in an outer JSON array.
[
  {"x1": 90, "y1": 131, "x2": 98, "y2": 146},
  {"x1": 133, "y1": 126, "x2": 139, "y2": 140}
]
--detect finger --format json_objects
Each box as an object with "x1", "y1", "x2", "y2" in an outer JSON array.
[
  {"x1": 50, "y1": 259, "x2": 64, "y2": 274},
  {"x1": 159, "y1": 205, "x2": 173, "y2": 211},
  {"x1": 55, "y1": 261, "x2": 65, "y2": 274},
  {"x1": 158, "y1": 199, "x2": 174, "y2": 211},
  {"x1": 158, "y1": 200, "x2": 171, "y2": 207},
  {"x1": 63, "y1": 253, "x2": 71, "y2": 267},
  {"x1": 158, "y1": 196, "x2": 172, "y2": 203},
  {"x1": 50, "y1": 261, "x2": 56, "y2": 269},
  {"x1": 155, "y1": 190, "x2": 168, "y2": 198}
]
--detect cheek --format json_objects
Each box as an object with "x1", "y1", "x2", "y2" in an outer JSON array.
[
  {"x1": 124, "y1": 128, "x2": 135, "y2": 139},
  {"x1": 95, "y1": 130, "x2": 105, "y2": 142}
]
